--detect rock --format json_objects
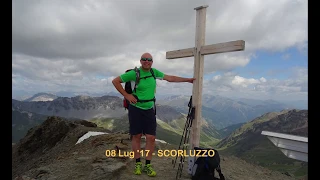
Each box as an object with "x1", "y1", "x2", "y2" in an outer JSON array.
[
  {"x1": 75, "y1": 157, "x2": 92, "y2": 163},
  {"x1": 283, "y1": 172, "x2": 293, "y2": 177},
  {"x1": 89, "y1": 162, "x2": 126, "y2": 180},
  {"x1": 74, "y1": 120, "x2": 97, "y2": 127},
  {"x1": 17, "y1": 116, "x2": 73, "y2": 155},
  {"x1": 13, "y1": 175, "x2": 35, "y2": 180}
]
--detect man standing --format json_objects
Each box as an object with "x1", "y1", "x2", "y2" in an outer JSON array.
[{"x1": 112, "y1": 52, "x2": 195, "y2": 177}]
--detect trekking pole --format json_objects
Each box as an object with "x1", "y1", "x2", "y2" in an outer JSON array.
[
  {"x1": 176, "y1": 108, "x2": 195, "y2": 178},
  {"x1": 175, "y1": 115, "x2": 192, "y2": 179},
  {"x1": 177, "y1": 107, "x2": 195, "y2": 179},
  {"x1": 176, "y1": 135, "x2": 188, "y2": 179},
  {"x1": 173, "y1": 96, "x2": 193, "y2": 168},
  {"x1": 174, "y1": 118, "x2": 189, "y2": 168},
  {"x1": 174, "y1": 112, "x2": 190, "y2": 167},
  {"x1": 179, "y1": 107, "x2": 195, "y2": 177},
  {"x1": 176, "y1": 132, "x2": 189, "y2": 179}
]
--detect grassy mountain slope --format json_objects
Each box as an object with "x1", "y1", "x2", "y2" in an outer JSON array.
[
  {"x1": 166, "y1": 116, "x2": 221, "y2": 147},
  {"x1": 12, "y1": 109, "x2": 49, "y2": 143},
  {"x1": 89, "y1": 115, "x2": 221, "y2": 147},
  {"x1": 217, "y1": 122, "x2": 246, "y2": 138},
  {"x1": 158, "y1": 95, "x2": 295, "y2": 129},
  {"x1": 216, "y1": 109, "x2": 308, "y2": 178}
]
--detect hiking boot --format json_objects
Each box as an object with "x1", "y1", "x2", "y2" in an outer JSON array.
[
  {"x1": 134, "y1": 162, "x2": 142, "y2": 175},
  {"x1": 143, "y1": 164, "x2": 157, "y2": 177}
]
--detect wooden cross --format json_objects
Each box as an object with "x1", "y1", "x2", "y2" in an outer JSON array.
[{"x1": 165, "y1": 5, "x2": 245, "y2": 174}]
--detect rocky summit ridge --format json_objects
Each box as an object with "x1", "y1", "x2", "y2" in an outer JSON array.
[{"x1": 12, "y1": 116, "x2": 298, "y2": 180}]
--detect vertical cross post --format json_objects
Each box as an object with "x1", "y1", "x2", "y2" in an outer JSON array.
[{"x1": 187, "y1": 5, "x2": 207, "y2": 175}]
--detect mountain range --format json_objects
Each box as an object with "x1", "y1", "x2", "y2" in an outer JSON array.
[
  {"x1": 12, "y1": 92, "x2": 307, "y2": 144},
  {"x1": 15, "y1": 92, "x2": 306, "y2": 129},
  {"x1": 157, "y1": 94, "x2": 301, "y2": 128}
]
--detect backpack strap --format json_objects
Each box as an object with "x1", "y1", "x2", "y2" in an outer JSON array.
[
  {"x1": 150, "y1": 68, "x2": 156, "y2": 115},
  {"x1": 133, "y1": 67, "x2": 155, "y2": 92},
  {"x1": 150, "y1": 68, "x2": 156, "y2": 79},
  {"x1": 216, "y1": 165, "x2": 225, "y2": 180},
  {"x1": 132, "y1": 67, "x2": 140, "y2": 93},
  {"x1": 199, "y1": 148, "x2": 225, "y2": 180},
  {"x1": 205, "y1": 156, "x2": 209, "y2": 170}
]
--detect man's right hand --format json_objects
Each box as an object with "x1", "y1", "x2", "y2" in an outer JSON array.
[{"x1": 124, "y1": 94, "x2": 137, "y2": 104}]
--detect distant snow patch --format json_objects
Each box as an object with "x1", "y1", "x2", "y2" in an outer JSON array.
[
  {"x1": 76, "y1": 131, "x2": 109, "y2": 145},
  {"x1": 155, "y1": 139, "x2": 167, "y2": 144},
  {"x1": 32, "y1": 97, "x2": 55, "y2": 101}
]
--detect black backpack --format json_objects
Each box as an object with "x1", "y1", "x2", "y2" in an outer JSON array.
[
  {"x1": 122, "y1": 67, "x2": 157, "y2": 113},
  {"x1": 191, "y1": 147, "x2": 225, "y2": 180}
]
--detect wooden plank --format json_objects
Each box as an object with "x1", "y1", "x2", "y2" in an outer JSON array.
[
  {"x1": 194, "y1": 5, "x2": 208, "y2": 10},
  {"x1": 200, "y1": 40, "x2": 245, "y2": 55},
  {"x1": 191, "y1": 5, "x2": 206, "y2": 150},
  {"x1": 166, "y1": 47, "x2": 194, "y2": 59},
  {"x1": 166, "y1": 40, "x2": 245, "y2": 59},
  {"x1": 188, "y1": 5, "x2": 207, "y2": 175}
]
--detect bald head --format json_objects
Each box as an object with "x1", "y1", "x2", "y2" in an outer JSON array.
[
  {"x1": 140, "y1": 52, "x2": 153, "y2": 70},
  {"x1": 141, "y1": 52, "x2": 153, "y2": 59}
]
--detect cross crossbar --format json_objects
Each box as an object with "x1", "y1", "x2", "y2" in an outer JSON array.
[{"x1": 166, "y1": 40, "x2": 245, "y2": 59}]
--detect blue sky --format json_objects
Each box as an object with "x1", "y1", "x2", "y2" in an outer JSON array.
[
  {"x1": 12, "y1": 0, "x2": 308, "y2": 103},
  {"x1": 232, "y1": 47, "x2": 307, "y2": 80}
]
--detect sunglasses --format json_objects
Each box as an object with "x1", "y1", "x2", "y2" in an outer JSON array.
[{"x1": 141, "y1": 58, "x2": 153, "y2": 61}]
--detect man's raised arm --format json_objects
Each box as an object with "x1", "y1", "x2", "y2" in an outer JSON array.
[{"x1": 163, "y1": 74, "x2": 195, "y2": 83}]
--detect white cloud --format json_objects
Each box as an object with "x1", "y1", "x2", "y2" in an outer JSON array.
[
  {"x1": 12, "y1": 0, "x2": 308, "y2": 101},
  {"x1": 202, "y1": 67, "x2": 307, "y2": 101},
  {"x1": 231, "y1": 76, "x2": 260, "y2": 87}
]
